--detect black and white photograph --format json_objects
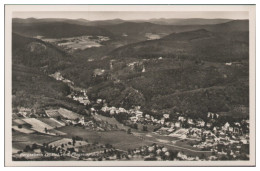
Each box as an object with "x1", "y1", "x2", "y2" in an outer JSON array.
[{"x1": 4, "y1": 4, "x2": 256, "y2": 166}]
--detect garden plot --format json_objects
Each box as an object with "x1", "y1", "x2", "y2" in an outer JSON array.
[
  {"x1": 22, "y1": 118, "x2": 54, "y2": 133},
  {"x1": 58, "y1": 108, "x2": 81, "y2": 120},
  {"x1": 169, "y1": 128, "x2": 189, "y2": 137},
  {"x1": 38, "y1": 118, "x2": 65, "y2": 128},
  {"x1": 93, "y1": 114, "x2": 129, "y2": 130},
  {"x1": 12, "y1": 125, "x2": 35, "y2": 134},
  {"x1": 12, "y1": 119, "x2": 27, "y2": 126},
  {"x1": 45, "y1": 109, "x2": 63, "y2": 118},
  {"x1": 48, "y1": 129, "x2": 66, "y2": 136}
]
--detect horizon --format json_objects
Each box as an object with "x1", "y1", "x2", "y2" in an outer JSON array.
[
  {"x1": 12, "y1": 11, "x2": 248, "y2": 21},
  {"x1": 12, "y1": 17, "x2": 248, "y2": 21}
]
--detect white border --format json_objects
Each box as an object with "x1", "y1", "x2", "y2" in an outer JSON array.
[{"x1": 4, "y1": 4, "x2": 256, "y2": 167}]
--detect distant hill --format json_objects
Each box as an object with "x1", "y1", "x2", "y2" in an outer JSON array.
[
  {"x1": 109, "y1": 21, "x2": 249, "y2": 62},
  {"x1": 99, "y1": 22, "x2": 200, "y2": 41},
  {"x1": 12, "y1": 22, "x2": 115, "y2": 38},
  {"x1": 146, "y1": 18, "x2": 233, "y2": 25},
  {"x1": 12, "y1": 33, "x2": 72, "y2": 72},
  {"x1": 11, "y1": 18, "x2": 249, "y2": 118},
  {"x1": 101, "y1": 22, "x2": 174, "y2": 36},
  {"x1": 162, "y1": 29, "x2": 213, "y2": 41},
  {"x1": 12, "y1": 18, "x2": 247, "y2": 42},
  {"x1": 13, "y1": 17, "x2": 233, "y2": 26},
  {"x1": 203, "y1": 20, "x2": 249, "y2": 32},
  {"x1": 12, "y1": 18, "x2": 126, "y2": 26},
  {"x1": 12, "y1": 33, "x2": 88, "y2": 115}
]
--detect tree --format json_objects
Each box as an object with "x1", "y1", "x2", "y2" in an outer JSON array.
[
  {"x1": 143, "y1": 125, "x2": 148, "y2": 131},
  {"x1": 127, "y1": 128, "x2": 131, "y2": 134},
  {"x1": 31, "y1": 143, "x2": 38, "y2": 150},
  {"x1": 72, "y1": 137, "x2": 76, "y2": 146},
  {"x1": 24, "y1": 145, "x2": 31, "y2": 152},
  {"x1": 44, "y1": 127, "x2": 48, "y2": 133},
  {"x1": 57, "y1": 116, "x2": 62, "y2": 120}
]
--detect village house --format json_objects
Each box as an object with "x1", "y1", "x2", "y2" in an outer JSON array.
[
  {"x1": 93, "y1": 69, "x2": 105, "y2": 77},
  {"x1": 177, "y1": 152, "x2": 188, "y2": 160},
  {"x1": 222, "y1": 122, "x2": 230, "y2": 131},
  {"x1": 187, "y1": 118, "x2": 194, "y2": 125},
  {"x1": 225, "y1": 62, "x2": 232, "y2": 66},
  {"x1": 145, "y1": 114, "x2": 150, "y2": 119},
  {"x1": 96, "y1": 99, "x2": 103, "y2": 104},
  {"x1": 78, "y1": 117, "x2": 85, "y2": 126},
  {"x1": 163, "y1": 114, "x2": 170, "y2": 119},
  {"x1": 160, "y1": 118, "x2": 165, "y2": 125},
  {"x1": 196, "y1": 119, "x2": 205, "y2": 127},
  {"x1": 178, "y1": 116, "x2": 186, "y2": 122},
  {"x1": 206, "y1": 122, "x2": 213, "y2": 128},
  {"x1": 118, "y1": 107, "x2": 127, "y2": 113},
  {"x1": 130, "y1": 116, "x2": 138, "y2": 123},
  {"x1": 175, "y1": 121, "x2": 182, "y2": 128}
]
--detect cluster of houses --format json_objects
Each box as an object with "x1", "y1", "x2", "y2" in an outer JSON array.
[
  {"x1": 127, "y1": 144, "x2": 201, "y2": 161},
  {"x1": 93, "y1": 100, "x2": 250, "y2": 159},
  {"x1": 13, "y1": 137, "x2": 125, "y2": 161},
  {"x1": 49, "y1": 71, "x2": 74, "y2": 86},
  {"x1": 100, "y1": 105, "x2": 141, "y2": 116},
  {"x1": 12, "y1": 107, "x2": 32, "y2": 118},
  {"x1": 68, "y1": 89, "x2": 91, "y2": 106},
  {"x1": 95, "y1": 100, "x2": 249, "y2": 138},
  {"x1": 127, "y1": 61, "x2": 146, "y2": 72},
  {"x1": 15, "y1": 70, "x2": 248, "y2": 161}
]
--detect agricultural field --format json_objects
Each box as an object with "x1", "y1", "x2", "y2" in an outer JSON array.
[
  {"x1": 12, "y1": 119, "x2": 35, "y2": 134},
  {"x1": 12, "y1": 131, "x2": 63, "y2": 152},
  {"x1": 12, "y1": 125, "x2": 35, "y2": 134},
  {"x1": 22, "y1": 118, "x2": 54, "y2": 133},
  {"x1": 12, "y1": 119, "x2": 27, "y2": 125},
  {"x1": 91, "y1": 114, "x2": 209, "y2": 156},
  {"x1": 58, "y1": 108, "x2": 82, "y2": 120},
  {"x1": 169, "y1": 128, "x2": 189, "y2": 137},
  {"x1": 43, "y1": 35, "x2": 110, "y2": 51},
  {"x1": 93, "y1": 114, "x2": 129, "y2": 130},
  {"x1": 57, "y1": 126, "x2": 147, "y2": 151},
  {"x1": 136, "y1": 123, "x2": 160, "y2": 132},
  {"x1": 45, "y1": 109, "x2": 63, "y2": 118},
  {"x1": 37, "y1": 118, "x2": 66, "y2": 128}
]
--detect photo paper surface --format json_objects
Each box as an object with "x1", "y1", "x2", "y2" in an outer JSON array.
[{"x1": 4, "y1": 4, "x2": 256, "y2": 166}]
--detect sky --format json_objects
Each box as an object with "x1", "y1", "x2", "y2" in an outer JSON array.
[{"x1": 12, "y1": 11, "x2": 249, "y2": 20}]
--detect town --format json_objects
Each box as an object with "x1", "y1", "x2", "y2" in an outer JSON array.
[{"x1": 12, "y1": 72, "x2": 250, "y2": 161}]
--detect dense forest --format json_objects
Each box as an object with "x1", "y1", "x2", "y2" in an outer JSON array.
[{"x1": 12, "y1": 19, "x2": 249, "y2": 118}]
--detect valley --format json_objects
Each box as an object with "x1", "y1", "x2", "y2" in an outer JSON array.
[{"x1": 11, "y1": 17, "x2": 250, "y2": 161}]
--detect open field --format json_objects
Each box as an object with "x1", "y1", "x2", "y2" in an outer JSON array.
[
  {"x1": 22, "y1": 118, "x2": 54, "y2": 133},
  {"x1": 56, "y1": 125, "x2": 211, "y2": 157},
  {"x1": 93, "y1": 114, "x2": 129, "y2": 130},
  {"x1": 43, "y1": 35, "x2": 109, "y2": 50},
  {"x1": 12, "y1": 131, "x2": 63, "y2": 152},
  {"x1": 37, "y1": 118, "x2": 65, "y2": 128},
  {"x1": 58, "y1": 108, "x2": 82, "y2": 120},
  {"x1": 91, "y1": 114, "x2": 210, "y2": 156},
  {"x1": 45, "y1": 109, "x2": 63, "y2": 118},
  {"x1": 12, "y1": 119, "x2": 27, "y2": 125},
  {"x1": 57, "y1": 126, "x2": 147, "y2": 151},
  {"x1": 12, "y1": 125, "x2": 35, "y2": 134}
]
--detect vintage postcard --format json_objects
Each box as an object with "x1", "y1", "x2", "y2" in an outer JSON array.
[{"x1": 4, "y1": 4, "x2": 256, "y2": 166}]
